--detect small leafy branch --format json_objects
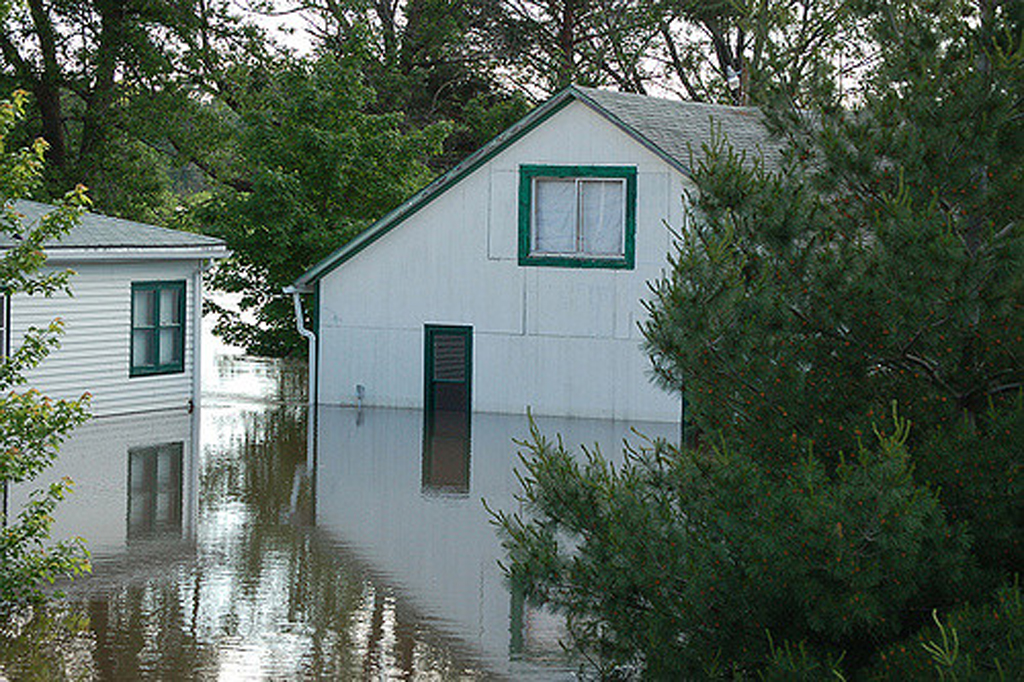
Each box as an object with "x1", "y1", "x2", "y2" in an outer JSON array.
[{"x1": 1, "y1": 90, "x2": 92, "y2": 615}]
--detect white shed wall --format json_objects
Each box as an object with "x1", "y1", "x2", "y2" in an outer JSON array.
[
  {"x1": 10, "y1": 259, "x2": 202, "y2": 416},
  {"x1": 318, "y1": 101, "x2": 691, "y2": 422}
]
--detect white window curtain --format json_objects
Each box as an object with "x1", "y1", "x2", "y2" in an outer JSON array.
[
  {"x1": 580, "y1": 180, "x2": 625, "y2": 255},
  {"x1": 533, "y1": 178, "x2": 577, "y2": 253},
  {"x1": 133, "y1": 290, "x2": 156, "y2": 366}
]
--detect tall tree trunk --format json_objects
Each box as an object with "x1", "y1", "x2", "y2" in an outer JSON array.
[
  {"x1": 79, "y1": 0, "x2": 125, "y2": 164},
  {"x1": 25, "y1": 0, "x2": 66, "y2": 168},
  {"x1": 556, "y1": 1, "x2": 578, "y2": 88}
]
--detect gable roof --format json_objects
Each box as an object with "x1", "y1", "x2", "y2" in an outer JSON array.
[
  {"x1": 2, "y1": 200, "x2": 228, "y2": 261},
  {"x1": 291, "y1": 85, "x2": 780, "y2": 290}
]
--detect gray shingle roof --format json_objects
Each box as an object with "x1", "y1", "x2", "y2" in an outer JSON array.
[
  {"x1": 572, "y1": 86, "x2": 785, "y2": 172},
  {"x1": 1, "y1": 200, "x2": 226, "y2": 251},
  {"x1": 292, "y1": 85, "x2": 781, "y2": 289}
]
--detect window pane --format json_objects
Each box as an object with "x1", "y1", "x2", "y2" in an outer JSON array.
[
  {"x1": 133, "y1": 290, "x2": 155, "y2": 327},
  {"x1": 159, "y1": 327, "x2": 181, "y2": 365},
  {"x1": 533, "y1": 179, "x2": 576, "y2": 253},
  {"x1": 159, "y1": 287, "x2": 181, "y2": 325},
  {"x1": 580, "y1": 180, "x2": 625, "y2": 255},
  {"x1": 133, "y1": 329, "x2": 156, "y2": 367}
]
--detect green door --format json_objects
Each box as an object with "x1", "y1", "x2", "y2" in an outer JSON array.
[{"x1": 422, "y1": 325, "x2": 472, "y2": 492}]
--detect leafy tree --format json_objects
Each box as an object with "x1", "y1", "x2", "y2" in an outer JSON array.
[
  {"x1": 659, "y1": 0, "x2": 868, "y2": 106},
  {"x1": 1, "y1": 90, "x2": 91, "y2": 614},
  {"x1": 471, "y1": 1, "x2": 863, "y2": 106},
  {"x1": 198, "y1": 55, "x2": 451, "y2": 357},
  {"x1": 275, "y1": 0, "x2": 529, "y2": 166},
  {"x1": 0, "y1": 0, "x2": 274, "y2": 221},
  {"x1": 495, "y1": 0, "x2": 1022, "y2": 677},
  {"x1": 495, "y1": 413, "x2": 970, "y2": 677},
  {"x1": 469, "y1": 0, "x2": 661, "y2": 92}
]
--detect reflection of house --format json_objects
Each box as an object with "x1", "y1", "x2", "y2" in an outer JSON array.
[
  {"x1": 128, "y1": 442, "x2": 185, "y2": 539},
  {"x1": 315, "y1": 406, "x2": 679, "y2": 677},
  {"x1": 290, "y1": 86, "x2": 776, "y2": 422},
  {"x1": 2, "y1": 201, "x2": 228, "y2": 416},
  {"x1": 7, "y1": 410, "x2": 198, "y2": 555}
]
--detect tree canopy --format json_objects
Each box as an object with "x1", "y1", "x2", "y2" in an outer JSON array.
[
  {"x1": 0, "y1": 0, "x2": 882, "y2": 356},
  {"x1": 199, "y1": 55, "x2": 451, "y2": 356}
]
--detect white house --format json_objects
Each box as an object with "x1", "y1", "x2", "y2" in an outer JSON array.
[
  {"x1": 289, "y1": 86, "x2": 777, "y2": 423},
  {"x1": 2, "y1": 201, "x2": 228, "y2": 416}
]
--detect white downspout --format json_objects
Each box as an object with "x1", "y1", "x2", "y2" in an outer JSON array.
[
  {"x1": 284, "y1": 285, "x2": 317, "y2": 468},
  {"x1": 284, "y1": 285, "x2": 316, "y2": 407},
  {"x1": 190, "y1": 259, "x2": 213, "y2": 542}
]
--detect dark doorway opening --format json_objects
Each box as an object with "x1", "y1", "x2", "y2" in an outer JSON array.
[{"x1": 422, "y1": 325, "x2": 472, "y2": 493}]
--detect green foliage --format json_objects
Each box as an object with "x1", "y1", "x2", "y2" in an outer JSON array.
[
  {"x1": 494, "y1": 413, "x2": 968, "y2": 677},
  {"x1": 868, "y1": 581, "x2": 1024, "y2": 680},
  {"x1": 198, "y1": 55, "x2": 451, "y2": 357},
  {"x1": 496, "y1": 1, "x2": 1022, "y2": 678},
  {"x1": 1, "y1": 91, "x2": 91, "y2": 615},
  {"x1": 914, "y1": 399, "x2": 1024, "y2": 592}
]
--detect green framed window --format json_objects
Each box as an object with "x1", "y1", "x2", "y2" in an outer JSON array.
[
  {"x1": 130, "y1": 281, "x2": 185, "y2": 377},
  {"x1": 518, "y1": 165, "x2": 637, "y2": 269}
]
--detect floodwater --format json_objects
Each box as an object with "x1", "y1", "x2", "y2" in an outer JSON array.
[{"x1": 1, "y1": 349, "x2": 679, "y2": 680}]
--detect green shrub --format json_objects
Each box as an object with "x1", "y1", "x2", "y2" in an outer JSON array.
[
  {"x1": 868, "y1": 581, "x2": 1023, "y2": 680},
  {"x1": 493, "y1": 412, "x2": 970, "y2": 678}
]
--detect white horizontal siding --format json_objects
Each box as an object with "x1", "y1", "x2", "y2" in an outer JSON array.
[{"x1": 10, "y1": 260, "x2": 202, "y2": 416}]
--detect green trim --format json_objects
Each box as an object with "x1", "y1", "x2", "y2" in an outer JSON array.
[
  {"x1": 422, "y1": 325, "x2": 473, "y2": 493},
  {"x1": 423, "y1": 324, "x2": 473, "y2": 417},
  {"x1": 517, "y1": 165, "x2": 637, "y2": 269},
  {"x1": 130, "y1": 280, "x2": 186, "y2": 377}
]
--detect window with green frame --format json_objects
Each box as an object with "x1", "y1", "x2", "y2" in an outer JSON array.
[
  {"x1": 130, "y1": 281, "x2": 185, "y2": 376},
  {"x1": 518, "y1": 165, "x2": 637, "y2": 269}
]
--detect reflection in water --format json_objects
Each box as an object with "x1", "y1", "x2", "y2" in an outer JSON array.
[
  {"x1": 422, "y1": 411, "x2": 472, "y2": 494},
  {"x1": 316, "y1": 407, "x2": 680, "y2": 679},
  {"x1": 128, "y1": 442, "x2": 184, "y2": 539},
  {"x1": 1, "y1": 353, "x2": 680, "y2": 680}
]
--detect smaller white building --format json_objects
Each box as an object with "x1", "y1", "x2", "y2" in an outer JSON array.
[
  {"x1": 2, "y1": 201, "x2": 228, "y2": 417},
  {"x1": 291, "y1": 86, "x2": 777, "y2": 422}
]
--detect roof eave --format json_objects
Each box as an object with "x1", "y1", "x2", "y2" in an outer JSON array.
[
  {"x1": 292, "y1": 85, "x2": 692, "y2": 288},
  {"x1": 39, "y1": 245, "x2": 230, "y2": 262}
]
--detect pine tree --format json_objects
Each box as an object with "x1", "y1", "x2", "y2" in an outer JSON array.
[{"x1": 495, "y1": 1, "x2": 1022, "y2": 677}]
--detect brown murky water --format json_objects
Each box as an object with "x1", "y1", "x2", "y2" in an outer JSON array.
[{"x1": 0, "y1": 350, "x2": 679, "y2": 680}]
